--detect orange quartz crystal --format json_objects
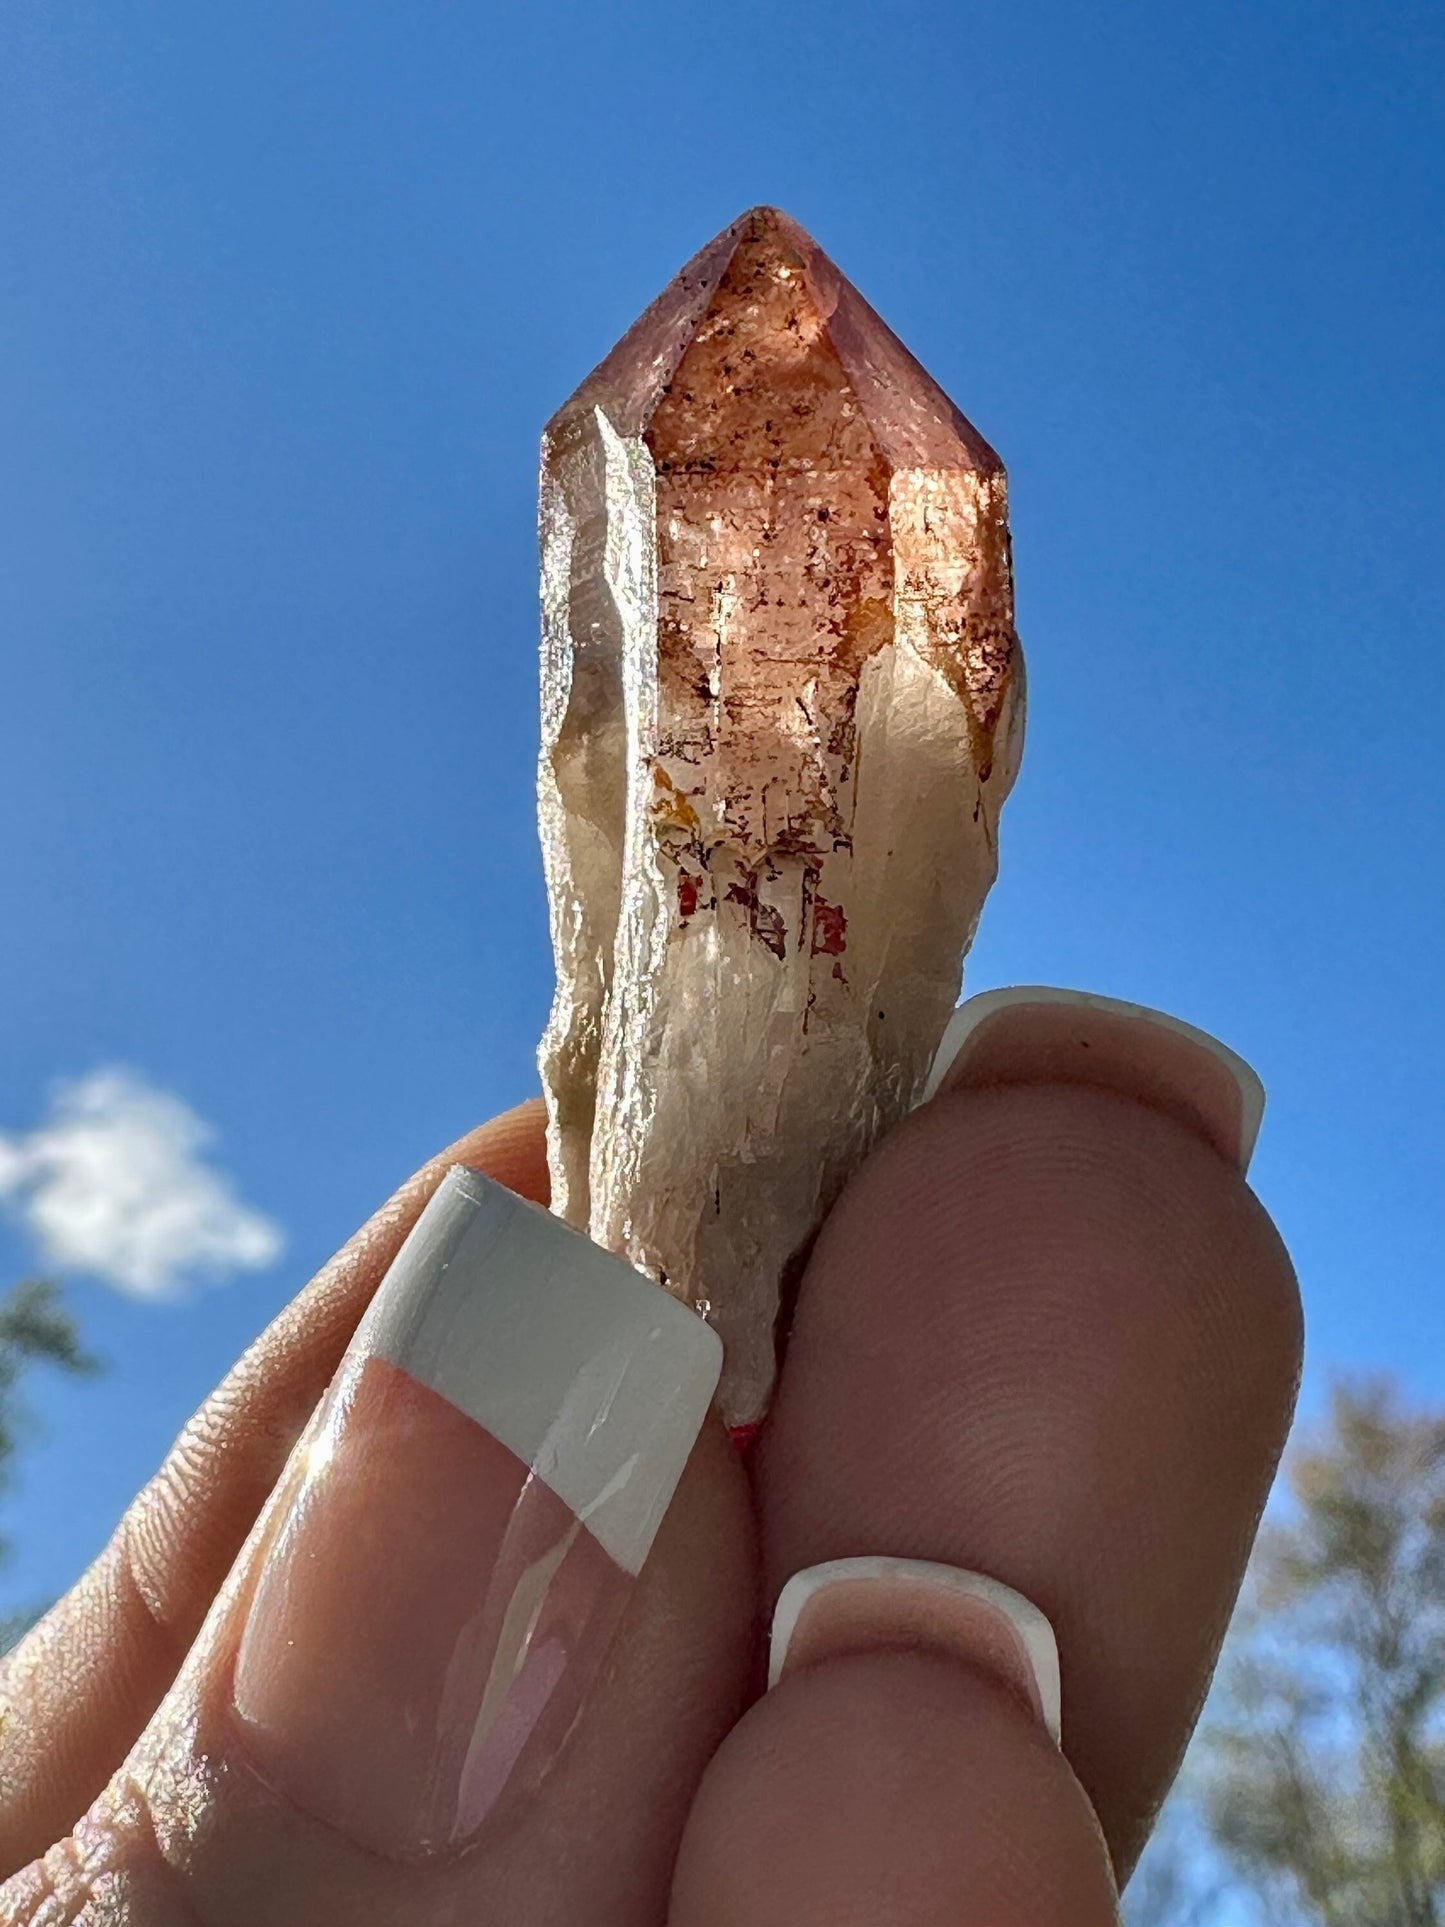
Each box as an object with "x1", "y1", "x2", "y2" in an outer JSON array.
[{"x1": 538, "y1": 208, "x2": 1024, "y2": 1426}]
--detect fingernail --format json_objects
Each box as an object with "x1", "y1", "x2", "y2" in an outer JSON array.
[
  {"x1": 922, "y1": 985, "x2": 1264, "y2": 1173},
  {"x1": 769, "y1": 1557, "x2": 1061, "y2": 1744},
  {"x1": 232, "y1": 1166, "x2": 721, "y2": 1860}
]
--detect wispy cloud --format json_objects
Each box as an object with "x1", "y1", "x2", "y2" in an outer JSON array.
[{"x1": 0, "y1": 1069, "x2": 283, "y2": 1300}]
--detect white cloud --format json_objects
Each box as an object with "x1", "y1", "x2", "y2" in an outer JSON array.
[{"x1": 0, "y1": 1069, "x2": 284, "y2": 1299}]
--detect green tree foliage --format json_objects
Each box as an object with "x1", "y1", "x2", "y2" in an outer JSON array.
[
  {"x1": 1200, "y1": 1380, "x2": 1445, "y2": 1926},
  {"x1": 0, "y1": 1279, "x2": 98, "y2": 1648}
]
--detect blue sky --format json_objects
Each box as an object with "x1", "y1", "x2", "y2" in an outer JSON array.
[{"x1": 0, "y1": 0, "x2": 1440, "y2": 1622}]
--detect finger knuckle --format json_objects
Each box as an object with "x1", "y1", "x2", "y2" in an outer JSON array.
[{"x1": 0, "y1": 1780, "x2": 205, "y2": 1927}]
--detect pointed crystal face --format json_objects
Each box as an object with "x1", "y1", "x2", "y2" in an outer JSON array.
[{"x1": 539, "y1": 208, "x2": 1023, "y2": 1427}]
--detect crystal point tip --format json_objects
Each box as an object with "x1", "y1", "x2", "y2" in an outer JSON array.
[{"x1": 549, "y1": 206, "x2": 1003, "y2": 477}]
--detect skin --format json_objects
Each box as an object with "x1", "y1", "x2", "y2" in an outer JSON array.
[{"x1": 0, "y1": 1001, "x2": 1302, "y2": 1924}]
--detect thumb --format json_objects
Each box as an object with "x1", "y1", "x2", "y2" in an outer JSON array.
[
  {"x1": 0, "y1": 1101, "x2": 550, "y2": 1875},
  {"x1": 2, "y1": 1161, "x2": 753, "y2": 1926}
]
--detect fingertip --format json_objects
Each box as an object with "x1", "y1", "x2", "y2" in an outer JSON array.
[
  {"x1": 923, "y1": 987, "x2": 1264, "y2": 1174},
  {"x1": 768, "y1": 1557, "x2": 1061, "y2": 1744},
  {"x1": 448, "y1": 1098, "x2": 551, "y2": 1204},
  {"x1": 670, "y1": 1650, "x2": 1118, "y2": 1925}
]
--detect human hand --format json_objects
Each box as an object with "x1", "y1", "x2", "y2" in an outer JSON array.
[{"x1": 0, "y1": 987, "x2": 1300, "y2": 1924}]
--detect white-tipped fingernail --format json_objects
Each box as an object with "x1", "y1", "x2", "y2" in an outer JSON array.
[
  {"x1": 921, "y1": 985, "x2": 1265, "y2": 1174},
  {"x1": 769, "y1": 1556, "x2": 1061, "y2": 1745},
  {"x1": 233, "y1": 1166, "x2": 721, "y2": 1859}
]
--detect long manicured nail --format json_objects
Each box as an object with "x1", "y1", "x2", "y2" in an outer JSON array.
[
  {"x1": 232, "y1": 1166, "x2": 721, "y2": 1860},
  {"x1": 769, "y1": 1557, "x2": 1061, "y2": 1743},
  {"x1": 922, "y1": 985, "x2": 1264, "y2": 1173}
]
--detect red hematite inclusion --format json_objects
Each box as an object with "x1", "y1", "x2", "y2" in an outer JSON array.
[{"x1": 539, "y1": 207, "x2": 1024, "y2": 1427}]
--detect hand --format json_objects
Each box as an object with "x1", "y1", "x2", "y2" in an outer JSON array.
[{"x1": 0, "y1": 988, "x2": 1300, "y2": 1924}]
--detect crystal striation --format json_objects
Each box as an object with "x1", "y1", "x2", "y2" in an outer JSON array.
[{"x1": 538, "y1": 207, "x2": 1024, "y2": 1427}]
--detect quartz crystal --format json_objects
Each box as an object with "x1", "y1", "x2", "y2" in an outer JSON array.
[{"x1": 538, "y1": 207, "x2": 1025, "y2": 1427}]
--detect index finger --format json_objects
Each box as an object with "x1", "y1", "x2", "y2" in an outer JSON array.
[{"x1": 674, "y1": 989, "x2": 1301, "y2": 1917}]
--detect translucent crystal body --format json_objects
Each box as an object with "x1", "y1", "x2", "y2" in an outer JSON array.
[{"x1": 538, "y1": 208, "x2": 1024, "y2": 1426}]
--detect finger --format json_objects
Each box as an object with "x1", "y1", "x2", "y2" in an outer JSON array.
[
  {"x1": 1, "y1": 1168, "x2": 756, "y2": 1926},
  {"x1": 0, "y1": 1099, "x2": 549, "y2": 1876},
  {"x1": 753, "y1": 991, "x2": 1302, "y2": 1879},
  {"x1": 669, "y1": 1650, "x2": 1118, "y2": 1925}
]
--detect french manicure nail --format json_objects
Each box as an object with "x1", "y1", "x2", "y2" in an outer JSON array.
[
  {"x1": 769, "y1": 1557, "x2": 1061, "y2": 1744},
  {"x1": 922, "y1": 985, "x2": 1265, "y2": 1173},
  {"x1": 232, "y1": 1166, "x2": 721, "y2": 1860}
]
